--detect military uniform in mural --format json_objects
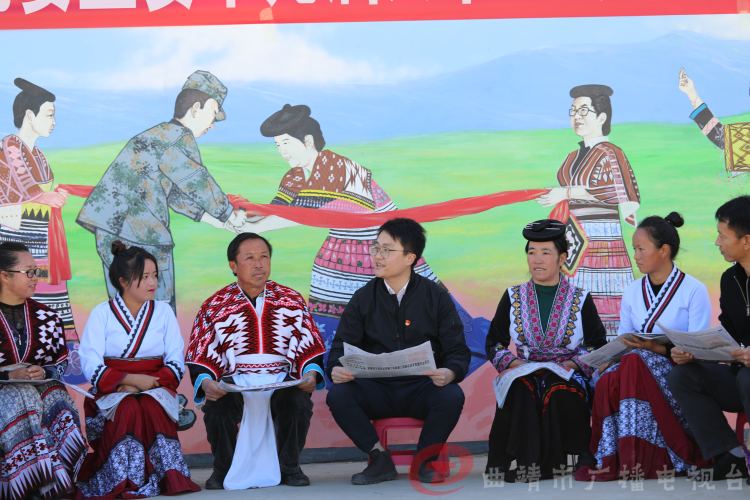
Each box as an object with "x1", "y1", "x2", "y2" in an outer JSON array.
[{"x1": 77, "y1": 71, "x2": 233, "y2": 310}]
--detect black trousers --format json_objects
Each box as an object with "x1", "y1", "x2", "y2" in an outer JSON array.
[
  {"x1": 202, "y1": 387, "x2": 313, "y2": 477},
  {"x1": 326, "y1": 378, "x2": 465, "y2": 455},
  {"x1": 667, "y1": 362, "x2": 750, "y2": 459}
]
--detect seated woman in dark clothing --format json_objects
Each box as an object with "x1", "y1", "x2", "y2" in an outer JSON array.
[
  {"x1": 0, "y1": 242, "x2": 86, "y2": 500},
  {"x1": 485, "y1": 219, "x2": 606, "y2": 481}
]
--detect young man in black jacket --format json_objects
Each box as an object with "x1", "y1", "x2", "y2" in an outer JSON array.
[
  {"x1": 668, "y1": 195, "x2": 750, "y2": 480},
  {"x1": 326, "y1": 218, "x2": 470, "y2": 485}
]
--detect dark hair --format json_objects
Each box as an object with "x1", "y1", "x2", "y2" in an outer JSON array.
[
  {"x1": 260, "y1": 104, "x2": 326, "y2": 151},
  {"x1": 377, "y1": 218, "x2": 426, "y2": 268},
  {"x1": 173, "y1": 88, "x2": 212, "y2": 120},
  {"x1": 716, "y1": 196, "x2": 750, "y2": 238},
  {"x1": 0, "y1": 242, "x2": 30, "y2": 271},
  {"x1": 638, "y1": 212, "x2": 684, "y2": 259},
  {"x1": 227, "y1": 233, "x2": 273, "y2": 262},
  {"x1": 524, "y1": 237, "x2": 568, "y2": 256},
  {"x1": 108, "y1": 240, "x2": 158, "y2": 295},
  {"x1": 570, "y1": 84, "x2": 613, "y2": 136},
  {"x1": 13, "y1": 78, "x2": 55, "y2": 129}
]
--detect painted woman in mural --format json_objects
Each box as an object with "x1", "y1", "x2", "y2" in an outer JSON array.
[
  {"x1": 537, "y1": 85, "x2": 640, "y2": 337},
  {"x1": 679, "y1": 68, "x2": 750, "y2": 173},
  {"x1": 248, "y1": 104, "x2": 487, "y2": 374},
  {"x1": 0, "y1": 78, "x2": 83, "y2": 380}
]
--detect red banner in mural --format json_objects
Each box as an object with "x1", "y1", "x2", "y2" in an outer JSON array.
[{"x1": 0, "y1": 0, "x2": 744, "y2": 30}]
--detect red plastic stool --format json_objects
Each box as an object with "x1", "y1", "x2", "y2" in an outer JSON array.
[{"x1": 372, "y1": 417, "x2": 450, "y2": 474}]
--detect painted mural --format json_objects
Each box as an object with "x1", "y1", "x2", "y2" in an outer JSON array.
[{"x1": 1, "y1": 12, "x2": 749, "y2": 455}]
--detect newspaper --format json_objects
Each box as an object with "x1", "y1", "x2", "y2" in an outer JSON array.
[
  {"x1": 96, "y1": 387, "x2": 179, "y2": 422},
  {"x1": 659, "y1": 323, "x2": 741, "y2": 362},
  {"x1": 0, "y1": 363, "x2": 95, "y2": 398},
  {"x1": 218, "y1": 378, "x2": 305, "y2": 393},
  {"x1": 578, "y1": 339, "x2": 630, "y2": 369},
  {"x1": 492, "y1": 362, "x2": 573, "y2": 408},
  {"x1": 340, "y1": 341, "x2": 436, "y2": 378},
  {"x1": 579, "y1": 333, "x2": 669, "y2": 369}
]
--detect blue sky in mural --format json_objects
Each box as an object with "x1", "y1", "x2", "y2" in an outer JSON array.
[{"x1": 0, "y1": 14, "x2": 748, "y2": 146}]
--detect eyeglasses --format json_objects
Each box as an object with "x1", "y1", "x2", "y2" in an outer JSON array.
[
  {"x1": 3, "y1": 268, "x2": 42, "y2": 279},
  {"x1": 568, "y1": 106, "x2": 596, "y2": 117},
  {"x1": 368, "y1": 245, "x2": 408, "y2": 259}
]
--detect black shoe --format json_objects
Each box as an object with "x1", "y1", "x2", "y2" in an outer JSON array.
[
  {"x1": 712, "y1": 452, "x2": 749, "y2": 480},
  {"x1": 416, "y1": 462, "x2": 446, "y2": 484},
  {"x1": 281, "y1": 468, "x2": 311, "y2": 487},
  {"x1": 205, "y1": 470, "x2": 225, "y2": 490},
  {"x1": 351, "y1": 449, "x2": 397, "y2": 485}
]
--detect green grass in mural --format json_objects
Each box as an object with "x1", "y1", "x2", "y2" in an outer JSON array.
[{"x1": 50, "y1": 113, "x2": 750, "y2": 313}]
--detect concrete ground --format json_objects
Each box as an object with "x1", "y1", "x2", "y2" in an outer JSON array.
[{"x1": 162, "y1": 456, "x2": 749, "y2": 499}]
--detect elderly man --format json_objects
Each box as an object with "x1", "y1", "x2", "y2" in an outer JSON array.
[
  {"x1": 77, "y1": 70, "x2": 245, "y2": 311},
  {"x1": 186, "y1": 233, "x2": 326, "y2": 489},
  {"x1": 326, "y1": 218, "x2": 470, "y2": 485}
]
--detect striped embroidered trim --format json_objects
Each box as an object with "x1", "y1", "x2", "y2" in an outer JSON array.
[
  {"x1": 0, "y1": 303, "x2": 31, "y2": 363},
  {"x1": 639, "y1": 266, "x2": 686, "y2": 333},
  {"x1": 110, "y1": 296, "x2": 155, "y2": 358}
]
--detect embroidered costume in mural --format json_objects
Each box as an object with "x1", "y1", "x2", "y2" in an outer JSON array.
[
  {"x1": 186, "y1": 280, "x2": 326, "y2": 489},
  {"x1": 0, "y1": 136, "x2": 83, "y2": 378},
  {"x1": 580, "y1": 266, "x2": 711, "y2": 481},
  {"x1": 0, "y1": 299, "x2": 86, "y2": 500},
  {"x1": 485, "y1": 276, "x2": 606, "y2": 478},
  {"x1": 271, "y1": 149, "x2": 488, "y2": 373},
  {"x1": 76, "y1": 296, "x2": 199, "y2": 498},
  {"x1": 556, "y1": 138, "x2": 640, "y2": 337},
  {"x1": 76, "y1": 120, "x2": 232, "y2": 311}
]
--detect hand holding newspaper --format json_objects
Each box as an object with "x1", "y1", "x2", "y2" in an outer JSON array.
[
  {"x1": 0, "y1": 363, "x2": 94, "y2": 397},
  {"x1": 658, "y1": 322, "x2": 740, "y2": 362},
  {"x1": 579, "y1": 332, "x2": 671, "y2": 369},
  {"x1": 493, "y1": 362, "x2": 573, "y2": 408},
  {"x1": 340, "y1": 341, "x2": 437, "y2": 378}
]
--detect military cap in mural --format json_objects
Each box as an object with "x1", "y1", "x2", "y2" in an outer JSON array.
[{"x1": 182, "y1": 70, "x2": 227, "y2": 121}]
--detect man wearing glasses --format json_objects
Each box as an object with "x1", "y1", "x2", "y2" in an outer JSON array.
[
  {"x1": 77, "y1": 70, "x2": 245, "y2": 312},
  {"x1": 536, "y1": 84, "x2": 640, "y2": 339},
  {"x1": 326, "y1": 218, "x2": 470, "y2": 485}
]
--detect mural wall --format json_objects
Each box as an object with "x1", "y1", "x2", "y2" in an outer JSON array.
[{"x1": 2, "y1": 4, "x2": 750, "y2": 454}]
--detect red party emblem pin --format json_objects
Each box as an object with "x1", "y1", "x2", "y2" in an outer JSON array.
[{"x1": 405, "y1": 319, "x2": 411, "y2": 326}]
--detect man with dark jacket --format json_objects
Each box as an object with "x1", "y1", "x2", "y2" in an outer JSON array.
[
  {"x1": 668, "y1": 195, "x2": 750, "y2": 480},
  {"x1": 326, "y1": 217, "x2": 470, "y2": 486}
]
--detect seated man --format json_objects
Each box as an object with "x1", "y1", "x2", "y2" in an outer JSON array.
[
  {"x1": 667, "y1": 196, "x2": 750, "y2": 480},
  {"x1": 186, "y1": 233, "x2": 326, "y2": 489},
  {"x1": 326, "y1": 217, "x2": 470, "y2": 485}
]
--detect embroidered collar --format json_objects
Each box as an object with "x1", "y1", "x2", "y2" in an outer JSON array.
[
  {"x1": 640, "y1": 265, "x2": 686, "y2": 333},
  {"x1": 516, "y1": 275, "x2": 579, "y2": 348},
  {"x1": 0, "y1": 301, "x2": 30, "y2": 363},
  {"x1": 109, "y1": 295, "x2": 155, "y2": 358}
]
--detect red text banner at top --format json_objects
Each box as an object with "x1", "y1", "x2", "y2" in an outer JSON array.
[{"x1": 0, "y1": 0, "x2": 744, "y2": 30}]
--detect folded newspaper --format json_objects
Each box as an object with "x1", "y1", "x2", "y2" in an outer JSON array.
[
  {"x1": 0, "y1": 363, "x2": 94, "y2": 398},
  {"x1": 579, "y1": 333, "x2": 670, "y2": 369},
  {"x1": 493, "y1": 362, "x2": 573, "y2": 408},
  {"x1": 218, "y1": 378, "x2": 305, "y2": 393},
  {"x1": 96, "y1": 387, "x2": 179, "y2": 422},
  {"x1": 340, "y1": 341, "x2": 436, "y2": 378},
  {"x1": 657, "y1": 323, "x2": 741, "y2": 362}
]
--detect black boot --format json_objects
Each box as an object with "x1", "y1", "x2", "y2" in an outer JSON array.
[
  {"x1": 281, "y1": 466, "x2": 311, "y2": 487},
  {"x1": 205, "y1": 470, "x2": 225, "y2": 490},
  {"x1": 351, "y1": 449, "x2": 397, "y2": 485}
]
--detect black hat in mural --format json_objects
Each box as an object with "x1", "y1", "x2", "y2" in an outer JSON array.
[
  {"x1": 569, "y1": 84, "x2": 613, "y2": 99},
  {"x1": 14, "y1": 78, "x2": 55, "y2": 101},
  {"x1": 260, "y1": 104, "x2": 312, "y2": 137},
  {"x1": 522, "y1": 219, "x2": 566, "y2": 242}
]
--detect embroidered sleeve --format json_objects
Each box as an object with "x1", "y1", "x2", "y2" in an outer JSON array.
[
  {"x1": 486, "y1": 290, "x2": 518, "y2": 372},
  {"x1": 587, "y1": 145, "x2": 640, "y2": 226},
  {"x1": 288, "y1": 292, "x2": 327, "y2": 389},
  {"x1": 186, "y1": 297, "x2": 226, "y2": 403},
  {"x1": 690, "y1": 103, "x2": 725, "y2": 150}
]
